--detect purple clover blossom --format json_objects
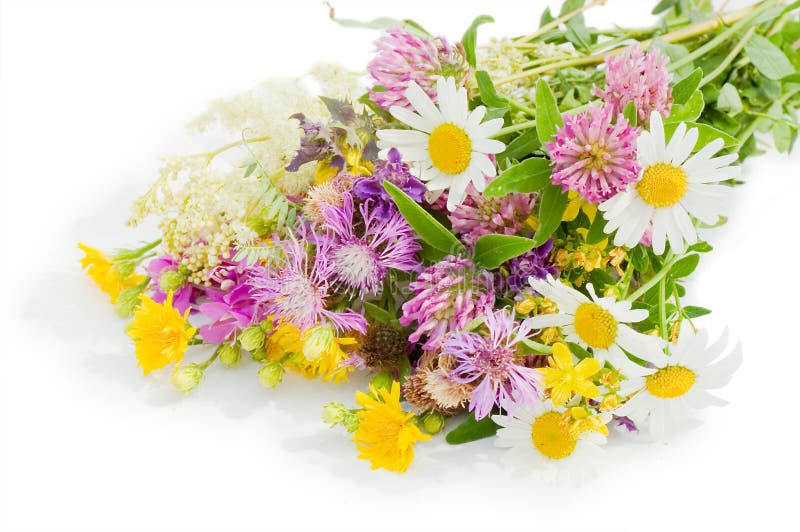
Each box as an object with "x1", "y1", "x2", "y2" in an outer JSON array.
[
  {"x1": 197, "y1": 257, "x2": 266, "y2": 344},
  {"x1": 546, "y1": 105, "x2": 641, "y2": 204},
  {"x1": 353, "y1": 148, "x2": 426, "y2": 219},
  {"x1": 249, "y1": 232, "x2": 367, "y2": 334},
  {"x1": 400, "y1": 256, "x2": 495, "y2": 351},
  {"x1": 368, "y1": 28, "x2": 471, "y2": 110},
  {"x1": 505, "y1": 239, "x2": 559, "y2": 292},
  {"x1": 448, "y1": 179, "x2": 536, "y2": 247},
  {"x1": 443, "y1": 308, "x2": 542, "y2": 420},
  {"x1": 146, "y1": 255, "x2": 198, "y2": 314},
  {"x1": 321, "y1": 192, "x2": 421, "y2": 297}
]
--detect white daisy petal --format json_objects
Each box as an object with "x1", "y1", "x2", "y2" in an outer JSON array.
[
  {"x1": 389, "y1": 106, "x2": 435, "y2": 133},
  {"x1": 404, "y1": 81, "x2": 442, "y2": 122}
]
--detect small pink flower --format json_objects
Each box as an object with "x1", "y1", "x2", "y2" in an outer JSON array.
[
  {"x1": 367, "y1": 28, "x2": 471, "y2": 110},
  {"x1": 594, "y1": 46, "x2": 673, "y2": 125},
  {"x1": 546, "y1": 105, "x2": 640, "y2": 204}
]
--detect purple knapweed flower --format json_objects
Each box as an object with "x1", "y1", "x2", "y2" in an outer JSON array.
[{"x1": 353, "y1": 148, "x2": 426, "y2": 219}]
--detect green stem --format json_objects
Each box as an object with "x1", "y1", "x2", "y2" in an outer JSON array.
[
  {"x1": 617, "y1": 260, "x2": 635, "y2": 299},
  {"x1": 515, "y1": 0, "x2": 605, "y2": 44},
  {"x1": 625, "y1": 253, "x2": 680, "y2": 302},
  {"x1": 521, "y1": 338, "x2": 553, "y2": 354},
  {"x1": 668, "y1": 0, "x2": 776, "y2": 73},
  {"x1": 494, "y1": 119, "x2": 536, "y2": 137},
  {"x1": 199, "y1": 135, "x2": 272, "y2": 162},
  {"x1": 658, "y1": 276, "x2": 668, "y2": 341},
  {"x1": 199, "y1": 349, "x2": 220, "y2": 370},
  {"x1": 698, "y1": 26, "x2": 757, "y2": 88},
  {"x1": 507, "y1": 98, "x2": 537, "y2": 117}
]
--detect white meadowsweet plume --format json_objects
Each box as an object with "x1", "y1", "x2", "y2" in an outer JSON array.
[
  {"x1": 376, "y1": 76, "x2": 505, "y2": 211},
  {"x1": 615, "y1": 327, "x2": 742, "y2": 440}
]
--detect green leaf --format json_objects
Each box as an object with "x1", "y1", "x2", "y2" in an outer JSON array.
[
  {"x1": 652, "y1": 0, "x2": 679, "y2": 14},
  {"x1": 383, "y1": 181, "x2": 465, "y2": 255},
  {"x1": 484, "y1": 157, "x2": 552, "y2": 197},
  {"x1": 664, "y1": 122, "x2": 739, "y2": 149},
  {"x1": 670, "y1": 254, "x2": 700, "y2": 278},
  {"x1": 672, "y1": 68, "x2": 703, "y2": 105},
  {"x1": 622, "y1": 101, "x2": 638, "y2": 127},
  {"x1": 499, "y1": 129, "x2": 541, "y2": 161},
  {"x1": 561, "y1": 0, "x2": 591, "y2": 52},
  {"x1": 630, "y1": 245, "x2": 650, "y2": 272},
  {"x1": 567, "y1": 342, "x2": 592, "y2": 360},
  {"x1": 532, "y1": 184, "x2": 568, "y2": 246},
  {"x1": 363, "y1": 302, "x2": 394, "y2": 324},
  {"x1": 717, "y1": 83, "x2": 743, "y2": 115},
  {"x1": 585, "y1": 213, "x2": 608, "y2": 245},
  {"x1": 535, "y1": 79, "x2": 562, "y2": 146},
  {"x1": 445, "y1": 413, "x2": 499, "y2": 444},
  {"x1": 667, "y1": 90, "x2": 704, "y2": 123},
  {"x1": 687, "y1": 241, "x2": 713, "y2": 253},
  {"x1": 475, "y1": 70, "x2": 508, "y2": 108},
  {"x1": 683, "y1": 305, "x2": 712, "y2": 318},
  {"x1": 461, "y1": 15, "x2": 494, "y2": 67},
  {"x1": 473, "y1": 235, "x2": 537, "y2": 269},
  {"x1": 745, "y1": 34, "x2": 795, "y2": 80}
]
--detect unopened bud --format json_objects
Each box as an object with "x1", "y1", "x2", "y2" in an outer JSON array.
[
  {"x1": 421, "y1": 411, "x2": 446, "y2": 434},
  {"x1": 171, "y1": 364, "x2": 204, "y2": 394},
  {"x1": 239, "y1": 326, "x2": 265, "y2": 352},
  {"x1": 302, "y1": 325, "x2": 334, "y2": 360},
  {"x1": 159, "y1": 270, "x2": 187, "y2": 292},
  {"x1": 259, "y1": 320, "x2": 274, "y2": 333},
  {"x1": 370, "y1": 371, "x2": 393, "y2": 393},
  {"x1": 322, "y1": 402, "x2": 359, "y2": 432},
  {"x1": 115, "y1": 284, "x2": 145, "y2": 317},
  {"x1": 218, "y1": 343, "x2": 241, "y2": 367},
  {"x1": 258, "y1": 361, "x2": 285, "y2": 389},
  {"x1": 250, "y1": 348, "x2": 266, "y2": 362}
]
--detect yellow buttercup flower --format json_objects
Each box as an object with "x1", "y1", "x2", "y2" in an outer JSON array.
[
  {"x1": 128, "y1": 292, "x2": 196, "y2": 374},
  {"x1": 78, "y1": 243, "x2": 145, "y2": 303},
  {"x1": 354, "y1": 381, "x2": 430, "y2": 472},
  {"x1": 566, "y1": 406, "x2": 609, "y2": 438},
  {"x1": 541, "y1": 343, "x2": 601, "y2": 406}
]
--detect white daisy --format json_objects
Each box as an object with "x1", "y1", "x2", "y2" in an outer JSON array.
[
  {"x1": 526, "y1": 275, "x2": 665, "y2": 370},
  {"x1": 376, "y1": 76, "x2": 505, "y2": 211},
  {"x1": 492, "y1": 399, "x2": 606, "y2": 483},
  {"x1": 599, "y1": 111, "x2": 739, "y2": 255},
  {"x1": 615, "y1": 327, "x2": 742, "y2": 440}
]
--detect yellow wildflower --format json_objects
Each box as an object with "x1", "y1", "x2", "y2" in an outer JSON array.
[
  {"x1": 562, "y1": 191, "x2": 598, "y2": 222},
  {"x1": 566, "y1": 406, "x2": 609, "y2": 438},
  {"x1": 266, "y1": 322, "x2": 357, "y2": 383},
  {"x1": 78, "y1": 243, "x2": 145, "y2": 303},
  {"x1": 354, "y1": 381, "x2": 430, "y2": 472},
  {"x1": 128, "y1": 292, "x2": 196, "y2": 374},
  {"x1": 541, "y1": 343, "x2": 601, "y2": 406}
]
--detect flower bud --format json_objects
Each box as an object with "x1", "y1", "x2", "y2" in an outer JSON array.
[
  {"x1": 259, "y1": 320, "x2": 274, "y2": 334},
  {"x1": 258, "y1": 361, "x2": 285, "y2": 389},
  {"x1": 370, "y1": 371, "x2": 393, "y2": 393},
  {"x1": 321, "y1": 402, "x2": 359, "y2": 432},
  {"x1": 218, "y1": 343, "x2": 241, "y2": 367},
  {"x1": 420, "y1": 411, "x2": 446, "y2": 435},
  {"x1": 171, "y1": 364, "x2": 204, "y2": 394},
  {"x1": 159, "y1": 270, "x2": 187, "y2": 292},
  {"x1": 114, "y1": 284, "x2": 145, "y2": 317},
  {"x1": 302, "y1": 325, "x2": 334, "y2": 360},
  {"x1": 250, "y1": 348, "x2": 266, "y2": 362},
  {"x1": 239, "y1": 326, "x2": 265, "y2": 352}
]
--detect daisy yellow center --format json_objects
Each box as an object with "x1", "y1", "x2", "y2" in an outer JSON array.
[
  {"x1": 531, "y1": 411, "x2": 577, "y2": 460},
  {"x1": 573, "y1": 303, "x2": 618, "y2": 349},
  {"x1": 637, "y1": 163, "x2": 687, "y2": 207},
  {"x1": 646, "y1": 365, "x2": 696, "y2": 398},
  {"x1": 427, "y1": 123, "x2": 472, "y2": 175}
]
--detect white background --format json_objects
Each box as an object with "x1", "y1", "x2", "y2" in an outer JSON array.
[{"x1": 1, "y1": 1, "x2": 798, "y2": 531}]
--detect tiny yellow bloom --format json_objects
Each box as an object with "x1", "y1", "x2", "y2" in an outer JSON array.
[
  {"x1": 266, "y1": 322, "x2": 356, "y2": 384},
  {"x1": 128, "y1": 292, "x2": 196, "y2": 374},
  {"x1": 354, "y1": 381, "x2": 430, "y2": 472},
  {"x1": 562, "y1": 191, "x2": 598, "y2": 222},
  {"x1": 566, "y1": 406, "x2": 609, "y2": 438},
  {"x1": 541, "y1": 343, "x2": 601, "y2": 406},
  {"x1": 78, "y1": 243, "x2": 145, "y2": 304}
]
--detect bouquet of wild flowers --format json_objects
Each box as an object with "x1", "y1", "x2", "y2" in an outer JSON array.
[{"x1": 80, "y1": 0, "x2": 800, "y2": 478}]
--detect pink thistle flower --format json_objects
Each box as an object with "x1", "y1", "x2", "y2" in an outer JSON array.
[
  {"x1": 448, "y1": 178, "x2": 536, "y2": 247},
  {"x1": 593, "y1": 46, "x2": 673, "y2": 125},
  {"x1": 321, "y1": 192, "x2": 421, "y2": 297},
  {"x1": 400, "y1": 256, "x2": 495, "y2": 351},
  {"x1": 546, "y1": 105, "x2": 640, "y2": 204},
  {"x1": 443, "y1": 308, "x2": 542, "y2": 420},
  {"x1": 367, "y1": 28, "x2": 471, "y2": 110},
  {"x1": 249, "y1": 233, "x2": 367, "y2": 334}
]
